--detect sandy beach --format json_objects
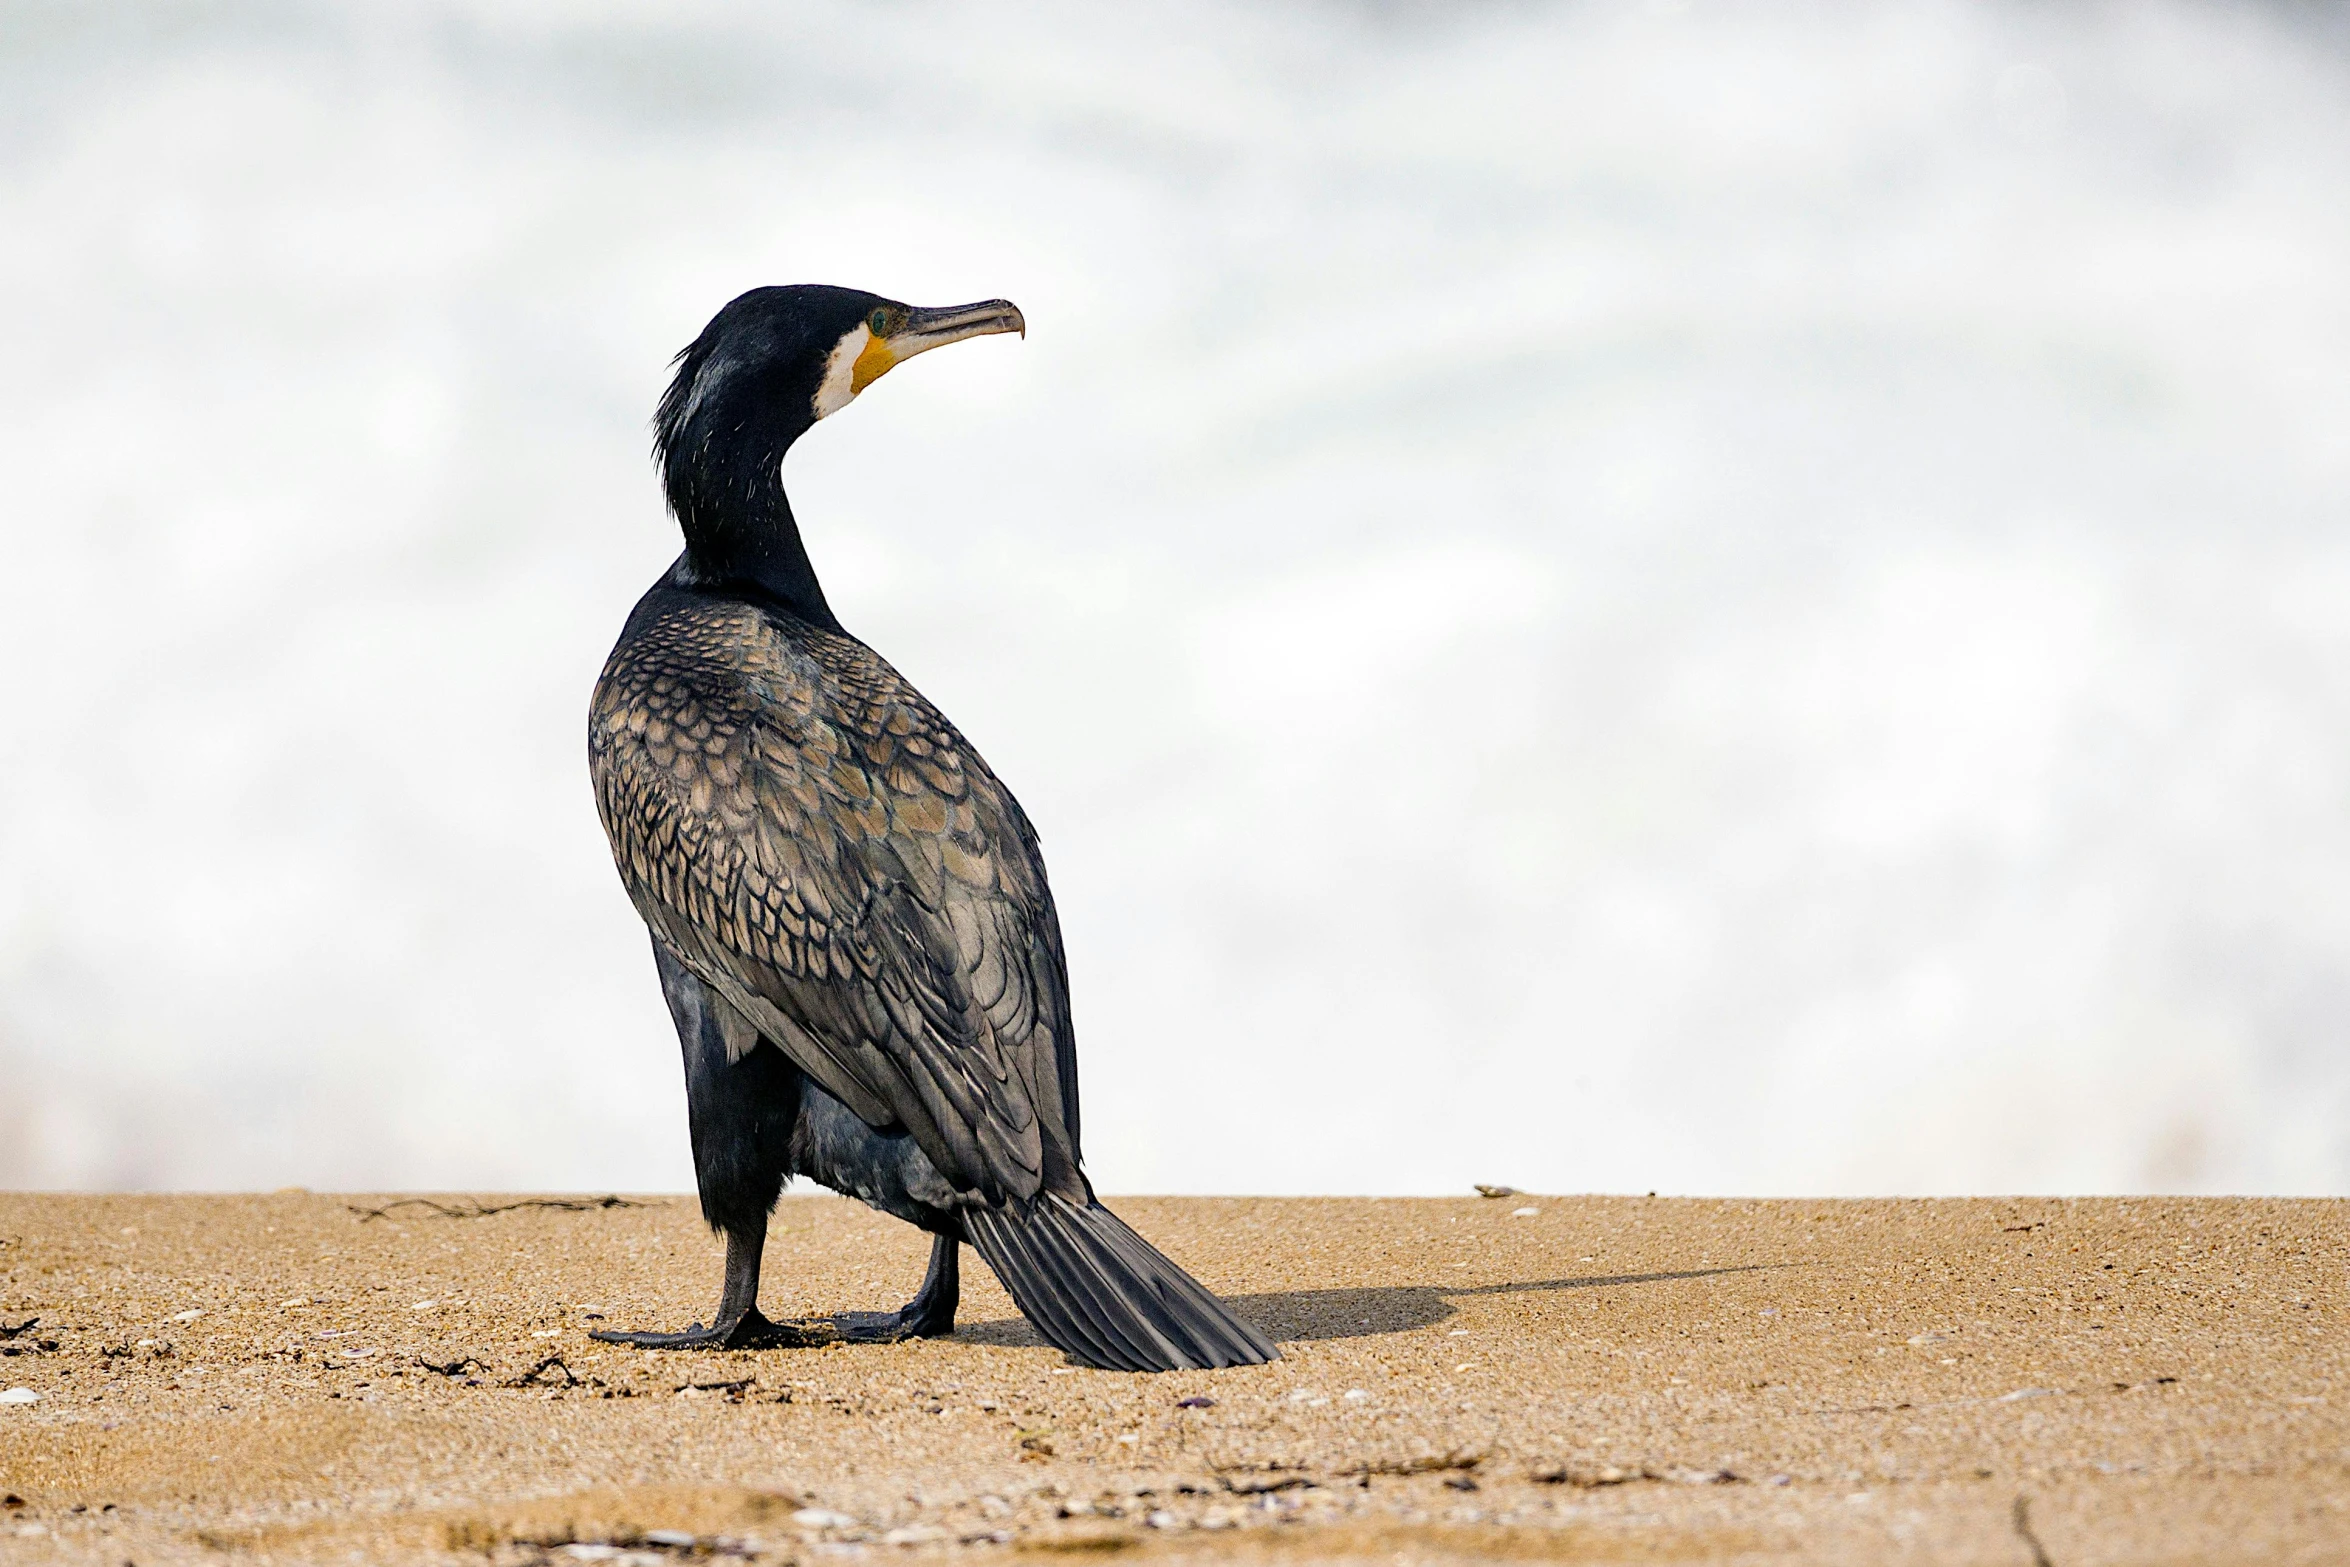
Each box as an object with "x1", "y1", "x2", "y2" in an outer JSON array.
[{"x1": 0, "y1": 1193, "x2": 2341, "y2": 1563}]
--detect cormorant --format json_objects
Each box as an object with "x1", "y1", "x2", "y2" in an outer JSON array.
[{"x1": 585, "y1": 285, "x2": 1278, "y2": 1372}]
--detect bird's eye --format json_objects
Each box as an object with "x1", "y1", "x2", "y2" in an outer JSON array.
[{"x1": 868, "y1": 308, "x2": 890, "y2": 336}]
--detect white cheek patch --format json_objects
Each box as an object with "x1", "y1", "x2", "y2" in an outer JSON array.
[{"x1": 812, "y1": 324, "x2": 870, "y2": 420}]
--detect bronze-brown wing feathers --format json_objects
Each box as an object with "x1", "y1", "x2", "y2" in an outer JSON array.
[{"x1": 589, "y1": 588, "x2": 1080, "y2": 1206}]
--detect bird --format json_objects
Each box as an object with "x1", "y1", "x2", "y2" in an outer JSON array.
[{"x1": 584, "y1": 285, "x2": 1279, "y2": 1372}]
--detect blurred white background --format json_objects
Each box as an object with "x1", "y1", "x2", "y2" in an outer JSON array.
[{"x1": 4, "y1": 0, "x2": 2348, "y2": 1196}]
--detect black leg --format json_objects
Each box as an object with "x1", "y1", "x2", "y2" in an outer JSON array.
[
  {"x1": 828, "y1": 1232, "x2": 961, "y2": 1343},
  {"x1": 591, "y1": 939, "x2": 800, "y2": 1350},
  {"x1": 591, "y1": 1214, "x2": 784, "y2": 1348}
]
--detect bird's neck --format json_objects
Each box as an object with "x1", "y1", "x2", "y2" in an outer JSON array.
[{"x1": 668, "y1": 439, "x2": 840, "y2": 630}]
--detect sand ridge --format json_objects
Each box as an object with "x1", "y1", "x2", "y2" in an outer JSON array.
[{"x1": 0, "y1": 1193, "x2": 2342, "y2": 1563}]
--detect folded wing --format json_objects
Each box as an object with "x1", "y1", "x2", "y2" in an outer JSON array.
[{"x1": 590, "y1": 593, "x2": 1082, "y2": 1206}]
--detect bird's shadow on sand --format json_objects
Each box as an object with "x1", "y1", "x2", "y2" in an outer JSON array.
[{"x1": 954, "y1": 1266, "x2": 1777, "y2": 1350}]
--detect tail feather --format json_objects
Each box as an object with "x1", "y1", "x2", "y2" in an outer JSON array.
[
  {"x1": 964, "y1": 1194, "x2": 1280, "y2": 1371},
  {"x1": 992, "y1": 1210, "x2": 1134, "y2": 1369}
]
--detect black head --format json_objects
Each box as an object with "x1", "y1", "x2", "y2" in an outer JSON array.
[
  {"x1": 655, "y1": 284, "x2": 1022, "y2": 512},
  {"x1": 650, "y1": 285, "x2": 1023, "y2": 621}
]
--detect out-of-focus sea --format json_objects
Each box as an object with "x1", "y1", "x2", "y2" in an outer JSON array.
[{"x1": 3, "y1": 1, "x2": 2347, "y2": 1195}]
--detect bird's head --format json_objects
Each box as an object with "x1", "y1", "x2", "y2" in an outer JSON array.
[
  {"x1": 650, "y1": 284, "x2": 1022, "y2": 619},
  {"x1": 655, "y1": 284, "x2": 1025, "y2": 494}
]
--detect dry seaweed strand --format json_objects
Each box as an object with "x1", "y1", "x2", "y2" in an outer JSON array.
[
  {"x1": 2014, "y1": 1495, "x2": 2058, "y2": 1567},
  {"x1": 507, "y1": 1355, "x2": 592, "y2": 1390},
  {"x1": 345, "y1": 1196, "x2": 651, "y2": 1223}
]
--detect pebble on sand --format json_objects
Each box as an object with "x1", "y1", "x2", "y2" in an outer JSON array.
[
  {"x1": 0, "y1": 1388, "x2": 38, "y2": 1406},
  {"x1": 792, "y1": 1508, "x2": 858, "y2": 1532}
]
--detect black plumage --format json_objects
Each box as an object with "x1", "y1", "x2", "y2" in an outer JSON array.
[{"x1": 585, "y1": 285, "x2": 1277, "y2": 1372}]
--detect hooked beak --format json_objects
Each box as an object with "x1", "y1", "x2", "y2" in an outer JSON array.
[
  {"x1": 852, "y1": 299, "x2": 1025, "y2": 393},
  {"x1": 897, "y1": 298, "x2": 1026, "y2": 355}
]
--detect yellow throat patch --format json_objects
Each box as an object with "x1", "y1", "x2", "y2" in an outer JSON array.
[{"x1": 850, "y1": 332, "x2": 896, "y2": 394}]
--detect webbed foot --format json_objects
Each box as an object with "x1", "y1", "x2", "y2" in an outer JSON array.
[
  {"x1": 824, "y1": 1305, "x2": 953, "y2": 1344},
  {"x1": 590, "y1": 1308, "x2": 787, "y2": 1350},
  {"x1": 824, "y1": 1235, "x2": 959, "y2": 1342}
]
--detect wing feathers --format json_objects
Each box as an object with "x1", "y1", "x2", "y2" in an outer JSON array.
[{"x1": 591, "y1": 592, "x2": 1072, "y2": 1204}]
